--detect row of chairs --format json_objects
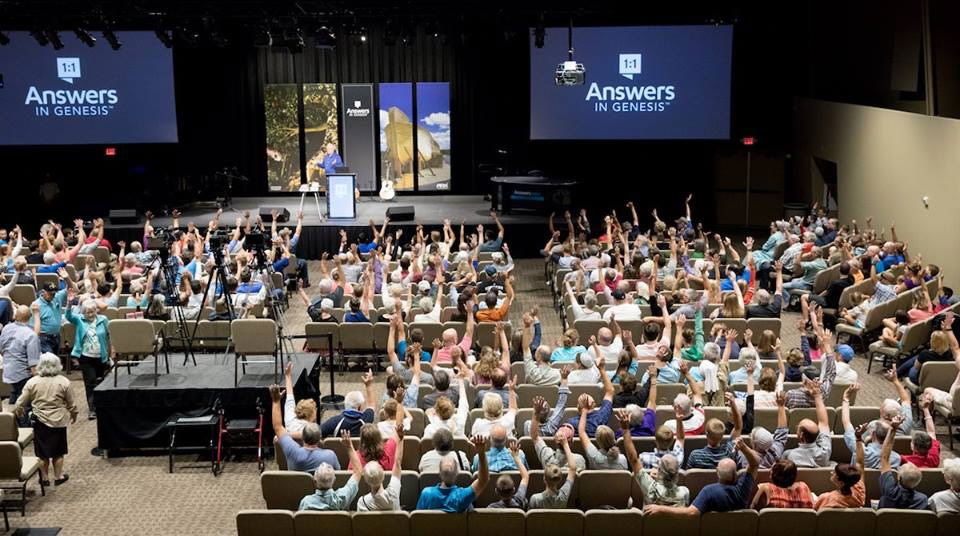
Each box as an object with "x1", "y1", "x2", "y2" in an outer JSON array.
[
  {"x1": 259, "y1": 467, "x2": 949, "y2": 511},
  {"x1": 570, "y1": 317, "x2": 782, "y2": 346},
  {"x1": 865, "y1": 301, "x2": 960, "y2": 373},
  {"x1": 240, "y1": 505, "x2": 959, "y2": 536},
  {"x1": 836, "y1": 279, "x2": 942, "y2": 353},
  {"x1": 296, "y1": 429, "x2": 911, "y2": 474}
]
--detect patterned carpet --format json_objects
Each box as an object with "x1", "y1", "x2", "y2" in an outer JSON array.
[{"x1": 1, "y1": 259, "x2": 954, "y2": 535}]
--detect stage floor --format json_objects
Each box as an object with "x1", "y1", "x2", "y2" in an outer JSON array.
[
  {"x1": 106, "y1": 194, "x2": 543, "y2": 229},
  {"x1": 93, "y1": 353, "x2": 322, "y2": 453}
]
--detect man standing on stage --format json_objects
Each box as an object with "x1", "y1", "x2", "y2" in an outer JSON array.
[{"x1": 318, "y1": 143, "x2": 344, "y2": 178}]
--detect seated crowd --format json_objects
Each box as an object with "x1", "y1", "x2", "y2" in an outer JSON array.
[{"x1": 257, "y1": 197, "x2": 960, "y2": 519}]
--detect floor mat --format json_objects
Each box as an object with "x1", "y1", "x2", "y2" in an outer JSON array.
[{"x1": 12, "y1": 529, "x2": 61, "y2": 536}]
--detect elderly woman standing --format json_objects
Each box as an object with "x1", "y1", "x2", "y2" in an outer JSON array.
[
  {"x1": 64, "y1": 299, "x2": 110, "y2": 420},
  {"x1": 14, "y1": 353, "x2": 79, "y2": 486}
]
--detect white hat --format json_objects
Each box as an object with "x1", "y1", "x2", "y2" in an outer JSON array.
[
  {"x1": 635, "y1": 281, "x2": 650, "y2": 300},
  {"x1": 417, "y1": 280, "x2": 432, "y2": 292}
]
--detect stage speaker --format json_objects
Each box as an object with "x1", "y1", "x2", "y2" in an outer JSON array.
[
  {"x1": 386, "y1": 205, "x2": 415, "y2": 222},
  {"x1": 260, "y1": 206, "x2": 290, "y2": 223},
  {"x1": 108, "y1": 208, "x2": 138, "y2": 225}
]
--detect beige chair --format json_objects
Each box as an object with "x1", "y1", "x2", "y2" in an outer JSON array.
[
  {"x1": 757, "y1": 508, "x2": 817, "y2": 536},
  {"x1": 409, "y1": 322, "x2": 445, "y2": 346},
  {"x1": 233, "y1": 319, "x2": 279, "y2": 387},
  {"x1": 815, "y1": 508, "x2": 876, "y2": 536},
  {"x1": 9, "y1": 284, "x2": 36, "y2": 307},
  {"x1": 875, "y1": 509, "x2": 937, "y2": 536},
  {"x1": 577, "y1": 470, "x2": 633, "y2": 509},
  {"x1": 526, "y1": 509, "x2": 583, "y2": 536},
  {"x1": 644, "y1": 510, "x2": 700, "y2": 536},
  {"x1": 339, "y1": 322, "x2": 374, "y2": 361},
  {"x1": 469, "y1": 508, "x2": 526, "y2": 536},
  {"x1": 410, "y1": 511, "x2": 466, "y2": 535},
  {"x1": 834, "y1": 407, "x2": 879, "y2": 434},
  {"x1": 583, "y1": 509, "x2": 643, "y2": 536},
  {"x1": 746, "y1": 318, "x2": 782, "y2": 342},
  {"x1": 0, "y1": 413, "x2": 32, "y2": 449},
  {"x1": 517, "y1": 385, "x2": 560, "y2": 408},
  {"x1": 305, "y1": 322, "x2": 340, "y2": 371},
  {"x1": 235, "y1": 510, "x2": 295, "y2": 536},
  {"x1": 937, "y1": 511, "x2": 960, "y2": 536},
  {"x1": 34, "y1": 274, "x2": 60, "y2": 293},
  {"x1": 654, "y1": 383, "x2": 687, "y2": 405},
  {"x1": 108, "y1": 319, "x2": 167, "y2": 387},
  {"x1": 294, "y1": 511, "x2": 351, "y2": 536},
  {"x1": 702, "y1": 510, "x2": 758, "y2": 536},
  {"x1": 0, "y1": 441, "x2": 43, "y2": 515},
  {"x1": 259, "y1": 470, "x2": 315, "y2": 510},
  {"x1": 196, "y1": 320, "x2": 232, "y2": 351},
  {"x1": 681, "y1": 469, "x2": 717, "y2": 498},
  {"x1": 353, "y1": 511, "x2": 411, "y2": 536},
  {"x1": 788, "y1": 407, "x2": 836, "y2": 431}
]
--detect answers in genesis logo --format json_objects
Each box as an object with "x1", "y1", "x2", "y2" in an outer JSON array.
[
  {"x1": 57, "y1": 58, "x2": 81, "y2": 83},
  {"x1": 23, "y1": 56, "x2": 118, "y2": 117},
  {"x1": 585, "y1": 52, "x2": 675, "y2": 113},
  {"x1": 346, "y1": 99, "x2": 371, "y2": 118}
]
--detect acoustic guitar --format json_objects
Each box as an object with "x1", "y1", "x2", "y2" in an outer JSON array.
[{"x1": 379, "y1": 178, "x2": 396, "y2": 201}]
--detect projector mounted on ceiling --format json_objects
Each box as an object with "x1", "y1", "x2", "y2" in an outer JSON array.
[{"x1": 555, "y1": 18, "x2": 585, "y2": 86}]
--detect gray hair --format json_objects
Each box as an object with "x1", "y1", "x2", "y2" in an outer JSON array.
[
  {"x1": 81, "y1": 299, "x2": 99, "y2": 316},
  {"x1": 898, "y1": 462, "x2": 922, "y2": 490},
  {"x1": 739, "y1": 347, "x2": 758, "y2": 366},
  {"x1": 439, "y1": 453, "x2": 459, "y2": 485},
  {"x1": 362, "y1": 460, "x2": 386, "y2": 489},
  {"x1": 944, "y1": 458, "x2": 960, "y2": 490},
  {"x1": 37, "y1": 352, "x2": 63, "y2": 377},
  {"x1": 703, "y1": 342, "x2": 721, "y2": 362},
  {"x1": 755, "y1": 289, "x2": 772, "y2": 306},
  {"x1": 302, "y1": 423, "x2": 321, "y2": 446},
  {"x1": 419, "y1": 297, "x2": 434, "y2": 312},
  {"x1": 344, "y1": 390, "x2": 365, "y2": 410},
  {"x1": 314, "y1": 462, "x2": 336, "y2": 490}
]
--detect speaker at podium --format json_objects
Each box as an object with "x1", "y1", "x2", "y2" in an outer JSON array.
[{"x1": 327, "y1": 173, "x2": 357, "y2": 219}]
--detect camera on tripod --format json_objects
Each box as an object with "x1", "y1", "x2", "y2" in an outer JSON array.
[{"x1": 146, "y1": 227, "x2": 180, "y2": 262}]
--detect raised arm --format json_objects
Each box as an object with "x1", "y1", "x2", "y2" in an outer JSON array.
[
  {"x1": 726, "y1": 391, "x2": 743, "y2": 439},
  {"x1": 879, "y1": 414, "x2": 903, "y2": 473},
  {"x1": 269, "y1": 384, "x2": 287, "y2": 438},
  {"x1": 361, "y1": 369, "x2": 375, "y2": 412},
  {"x1": 734, "y1": 436, "x2": 759, "y2": 479},
  {"x1": 598, "y1": 356, "x2": 614, "y2": 402},
  {"x1": 617, "y1": 409, "x2": 640, "y2": 473},
  {"x1": 645, "y1": 365, "x2": 659, "y2": 410},
  {"x1": 509, "y1": 438, "x2": 528, "y2": 487},
  {"x1": 470, "y1": 435, "x2": 490, "y2": 495}
]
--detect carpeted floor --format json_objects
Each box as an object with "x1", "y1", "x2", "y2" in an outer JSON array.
[{"x1": 1, "y1": 259, "x2": 954, "y2": 535}]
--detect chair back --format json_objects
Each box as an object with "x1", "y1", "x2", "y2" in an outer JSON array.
[
  {"x1": 304, "y1": 322, "x2": 339, "y2": 352},
  {"x1": 920, "y1": 361, "x2": 958, "y2": 393},
  {"x1": 409, "y1": 322, "x2": 445, "y2": 346},
  {"x1": 294, "y1": 511, "x2": 351, "y2": 536},
  {"x1": 643, "y1": 510, "x2": 700, "y2": 536},
  {"x1": 353, "y1": 511, "x2": 410, "y2": 536},
  {"x1": 757, "y1": 508, "x2": 817, "y2": 536},
  {"x1": 576, "y1": 470, "x2": 633, "y2": 509},
  {"x1": 0, "y1": 441, "x2": 23, "y2": 480},
  {"x1": 875, "y1": 509, "x2": 937, "y2": 536},
  {"x1": 525, "y1": 509, "x2": 583, "y2": 536},
  {"x1": 339, "y1": 322, "x2": 374, "y2": 352},
  {"x1": 232, "y1": 319, "x2": 278, "y2": 355},
  {"x1": 701, "y1": 510, "x2": 758, "y2": 536},
  {"x1": 469, "y1": 508, "x2": 525, "y2": 536},
  {"x1": 746, "y1": 318, "x2": 782, "y2": 342},
  {"x1": 10, "y1": 284, "x2": 37, "y2": 306},
  {"x1": 815, "y1": 508, "x2": 876, "y2": 536},
  {"x1": 236, "y1": 510, "x2": 295, "y2": 536},
  {"x1": 582, "y1": 509, "x2": 643, "y2": 536},
  {"x1": 109, "y1": 319, "x2": 160, "y2": 354},
  {"x1": 259, "y1": 471, "x2": 315, "y2": 510},
  {"x1": 410, "y1": 511, "x2": 466, "y2": 535}
]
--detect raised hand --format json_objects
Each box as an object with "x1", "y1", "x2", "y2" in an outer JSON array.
[
  {"x1": 615, "y1": 409, "x2": 631, "y2": 430},
  {"x1": 361, "y1": 369, "x2": 374, "y2": 386},
  {"x1": 560, "y1": 366, "x2": 571, "y2": 380},
  {"x1": 471, "y1": 434, "x2": 487, "y2": 451},
  {"x1": 269, "y1": 384, "x2": 282, "y2": 403},
  {"x1": 533, "y1": 396, "x2": 547, "y2": 417},
  {"x1": 341, "y1": 430, "x2": 353, "y2": 448}
]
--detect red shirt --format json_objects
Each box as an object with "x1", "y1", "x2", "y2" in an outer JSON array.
[
  {"x1": 901, "y1": 439, "x2": 940, "y2": 468},
  {"x1": 352, "y1": 437, "x2": 398, "y2": 470}
]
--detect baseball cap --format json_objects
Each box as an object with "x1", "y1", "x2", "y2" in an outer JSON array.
[
  {"x1": 417, "y1": 280, "x2": 432, "y2": 292},
  {"x1": 611, "y1": 289, "x2": 626, "y2": 301},
  {"x1": 577, "y1": 351, "x2": 596, "y2": 369},
  {"x1": 42, "y1": 282, "x2": 57, "y2": 293},
  {"x1": 484, "y1": 264, "x2": 497, "y2": 276},
  {"x1": 836, "y1": 344, "x2": 855, "y2": 363}
]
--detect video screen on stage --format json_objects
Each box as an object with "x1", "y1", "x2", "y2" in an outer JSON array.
[
  {"x1": 0, "y1": 31, "x2": 177, "y2": 145},
  {"x1": 529, "y1": 25, "x2": 733, "y2": 140},
  {"x1": 264, "y1": 84, "x2": 302, "y2": 192}
]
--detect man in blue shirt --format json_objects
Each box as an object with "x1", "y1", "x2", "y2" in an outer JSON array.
[
  {"x1": 318, "y1": 143, "x2": 344, "y2": 177},
  {"x1": 417, "y1": 435, "x2": 489, "y2": 512},
  {"x1": 319, "y1": 371, "x2": 376, "y2": 437},
  {"x1": 645, "y1": 437, "x2": 759, "y2": 516},
  {"x1": 477, "y1": 212, "x2": 505, "y2": 253},
  {"x1": 472, "y1": 425, "x2": 527, "y2": 472},
  {"x1": 33, "y1": 278, "x2": 74, "y2": 355},
  {"x1": 269, "y1": 384, "x2": 340, "y2": 473},
  {"x1": 566, "y1": 356, "x2": 616, "y2": 436}
]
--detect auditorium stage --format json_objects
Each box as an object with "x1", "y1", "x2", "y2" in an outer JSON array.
[
  {"x1": 93, "y1": 353, "x2": 324, "y2": 455},
  {"x1": 103, "y1": 194, "x2": 551, "y2": 258}
]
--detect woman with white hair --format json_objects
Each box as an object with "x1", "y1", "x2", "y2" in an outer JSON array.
[
  {"x1": 14, "y1": 352, "x2": 79, "y2": 486},
  {"x1": 928, "y1": 458, "x2": 960, "y2": 513},
  {"x1": 63, "y1": 299, "x2": 111, "y2": 420},
  {"x1": 618, "y1": 409, "x2": 689, "y2": 506},
  {"x1": 470, "y1": 382, "x2": 518, "y2": 437},
  {"x1": 728, "y1": 346, "x2": 763, "y2": 385}
]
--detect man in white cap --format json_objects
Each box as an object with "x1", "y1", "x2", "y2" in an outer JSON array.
[{"x1": 740, "y1": 391, "x2": 789, "y2": 469}]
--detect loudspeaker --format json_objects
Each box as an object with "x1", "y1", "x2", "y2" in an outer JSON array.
[
  {"x1": 260, "y1": 206, "x2": 290, "y2": 223},
  {"x1": 108, "y1": 209, "x2": 138, "y2": 225},
  {"x1": 386, "y1": 205, "x2": 415, "y2": 222}
]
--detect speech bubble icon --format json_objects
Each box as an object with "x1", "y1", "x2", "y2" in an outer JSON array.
[{"x1": 619, "y1": 53, "x2": 642, "y2": 80}]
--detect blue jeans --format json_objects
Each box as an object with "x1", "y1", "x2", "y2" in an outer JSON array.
[
  {"x1": 8, "y1": 378, "x2": 30, "y2": 426},
  {"x1": 782, "y1": 279, "x2": 812, "y2": 305},
  {"x1": 39, "y1": 333, "x2": 60, "y2": 355}
]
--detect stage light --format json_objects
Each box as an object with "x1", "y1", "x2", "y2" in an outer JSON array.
[
  {"x1": 360, "y1": 34, "x2": 367, "y2": 43},
  {"x1": 154, "y1": 29, "x2": 174, "y2": 48},
  {"x1": 31, "y1": 30, "x2": 49, "y2": 46},
  {"x1": 0, "y1": 31, "x2": 10, "y2": 46},
  {"x1": 47, "y1": 31, "x2": 65, "y2": 50},
  {"x1": 74, "y1": 28, "x2": 96, "y2": 47},
  {"x1": 314, "y1": 26, "x2": 336, "y2": 48},
  {"x1": 103, "y1": 30, "x2": 122, "y2": 50}
]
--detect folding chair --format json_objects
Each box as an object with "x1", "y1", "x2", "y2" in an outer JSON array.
[
  {"x1": 232, "y1": 319, "x2": 279, "y2": 387},
  {"x1": 108, "y1": 319, "x2": 168, "y2": 387}
]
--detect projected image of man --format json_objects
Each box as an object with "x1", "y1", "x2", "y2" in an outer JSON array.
[{"x1": 318, "y1": 143, "x2": 344, "y2": 176}]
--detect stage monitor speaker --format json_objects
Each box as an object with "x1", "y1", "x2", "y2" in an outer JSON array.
[
  {"x1": 260, "y1": 206, "x2": 290, "y2": 223},
  {"x1": 108, "y1": 209, "x2": 138, "y2": 225},
  {"x1": 386, "y1": 205, "x2": 415, "y2": 222}
]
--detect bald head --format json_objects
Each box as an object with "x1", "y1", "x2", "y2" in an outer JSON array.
[
  {"x1": 490, "y1": 425, "x2": 507, "y2": 448},
  {"x1": 717, "y1": 458, "x2": 737, "y2": 484},
  {"x1": 597, "y1": 327, "x2": 613, "y2": 345},
  {"x1": 797, "y1": 418, "x2": 818, "y2": 444},
  {"x1": 535, "y1": 345, "x2": 552, "y2": 363}
]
